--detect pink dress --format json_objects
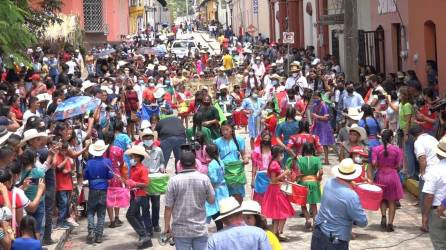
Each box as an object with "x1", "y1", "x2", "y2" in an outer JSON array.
[
  {"x1": 251, "y1": 147, "x2": 271, "y2": 204},
  {"x1": 372, "y1": 144, "x2": 404, "y2": 201},
  {"x1": 104, "y1": 145, "x2": 124, "y2": 187},
  {"x1": 261, "y1": 161, "x2": 295, "y2": 219}
]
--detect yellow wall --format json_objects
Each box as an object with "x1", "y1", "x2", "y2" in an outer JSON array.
[{"x1": 129, "y1": 6, "x2": 144, "y2": 34}]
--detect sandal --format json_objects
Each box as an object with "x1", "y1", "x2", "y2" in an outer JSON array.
[
  {"x1": 276, "y1": 233, "x2": 289, "y2": 242},
  {"x1": 387, "y1": 224, "x2": 395, "y2": 232},
  {"x1": 380, "y1": 216, "x2": 387, "y2": 230}
]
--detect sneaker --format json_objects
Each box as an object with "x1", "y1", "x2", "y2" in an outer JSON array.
[
  {"x1": 67, "y1": 218, "x2": 79, "y2": 227},
  {"x1": 137, "y1": 236, "x2": 152, "y2": 248},
  {"x1": 87, "y1": 233, "x2": 95, "y2": 244},
  {"x1": 153, "y1": 225, "x2": 161, "y2": 233}
]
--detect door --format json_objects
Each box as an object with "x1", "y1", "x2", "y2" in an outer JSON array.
[{"x1": 358, "y1": 26, "x2": 385, "y2": 73}]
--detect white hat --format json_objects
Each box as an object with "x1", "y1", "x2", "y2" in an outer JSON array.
[
  {"x1": 81, "y1": 80, "x2": 97, "y2": 92},
  {"x1": 36, "y1": 93, "x2": 52, "y2": 103},
  {"x1": 215, "y1": 197, "x2": 244, "y2": 221},
  {"x1": 75, "y1": 49, "x2": 80, "y2": 53},
  {"x1": 125, "y1": 145, "x2": 149, "y2": 159},
  {"x1": 36, "y1": 47, "x2": 42, "y2": 52},
  {"x1": 332, "y1": 158, "x2": 362, "y2": 180},
  {"x1": 21, "y1": 129, "x2": 48, "y2": 145},
  {"x1": 146, "y1": 64, "x2": 155, "y2": 70},
  {"x1": 158, "y1": 65, "x2": 167, "y2": 71},
  {"x1": 311, "y1": 58, "x2": 321, "y2": 65},
  {"x1": 255, "y1": 56, "x2": 261, "y2": 60},
  {"x1": 154, "y1": 87, "x2": 166, "y2": 99},
  {"x1": 344, "y1": 107, "x2": 364, "y2": 121},
  {"x1": 435, "y1": 135, "x2": 446, "y2": 157},
  {"x1": 241, "y1": 200, "x2": 261, "y2": 215},
  {"x1": 88, "y1": 140, "x2": 109, "y2": 157},
  {"x1": 141, "y1": 128, "x2": 154, "y2": 137},
  {"x1": 219, "y1": 84, "x2": 228, "y2": 90},
  {"x1": 349, "y1": 124, "x2": 367, "y2": 142},
  {"x1": 218, "y1": 66, "x2": 225, "y2": 72},
  {"x1": 0, "y1": 127, "x2": 12, "y2": 146},
  {"x1": 140, "y1": 120, "x2": 151, "y2": 130},
  {"x1": 244, "y1": 49, "x2": 252, "y2": 54}
]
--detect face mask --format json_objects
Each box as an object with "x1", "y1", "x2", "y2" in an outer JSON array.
[
  {"x1": 271, "y1": 80, "x2": 278, "y2": 86},
  {"x1": 143, "y1": 139, "x2": 154, "y2": 147},
  {"x1": 249, "y1": 72, "x2": 254, "y2": 76},
  {"x1": 261, "y1": 140, "x2": 271, "y2": 146},
  {"x1": 129, "y1": 159, "x2": 137, "y2": 166},
  {"x1": 203, "y1": 102, "x2": 211, "y2": 106},
  {"x1": 110, "y1": 112, "x2": 116, "y2": 117},
  {"x1": 354, "y1": 155, "x2": 363, "y2": 164},
  {"x1": 252, "y1": 94, "x2": 258, "y2": 99},
  {"x1": 138, "y1": 80, "x2": 144, "y2": 85},
  {"x1": 149, "y1": 82, "x2": 155, "y2": 87},
  {"x1": 292, "y1": 73, "x2": 299, "y2": 78}
]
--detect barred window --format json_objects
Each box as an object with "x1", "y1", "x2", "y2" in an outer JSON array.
[{"x1": 84, "y1": 0, "x2": 104, "y2": 32}]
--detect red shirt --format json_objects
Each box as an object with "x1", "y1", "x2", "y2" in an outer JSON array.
[
  {"x1": 288, "y1": 133, "x2": 323, "y2": 155},
  {"x1": 419, "y1": 104, "x2": 436, "y2": 131},
  {"x1": 130, "y1": 163, "x2": 149, "y2": 197},
  {"x1": 0, "y1": 190, "x2": 23, "y2": 209},
  {"x1": 54, "y1": 153, "x2": 73, "y2": 191},
  {"x1": 10, "y1": 106, "x2": 23, "y2": 121},
  {"x1": 143, "y1": 87, "x2": 155, "y2": 103}
]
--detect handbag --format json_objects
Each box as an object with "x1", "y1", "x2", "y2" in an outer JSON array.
[
  {"x1": 280, "y1": 181, "x2": 293, "y2": 195},
  {"x1": 106, "y1": 186, "x2": 130, "y2": 208},
  {"x1": 254, "y1": 171, "x2": 270, "y2": 194}
]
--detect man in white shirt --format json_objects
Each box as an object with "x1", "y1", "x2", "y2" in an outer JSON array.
[
  {"x1": 421, "y1": 136, "x2": 446, "y2": 249},
  {"x1": 285, "y1": 62, "x2": 308, "y2": 97},
  {"x1": 65, "y1": 57, "x2": 78, "y2": 78},
  {"x1": 251, "y1": 56, "x2": 265, "y2": 79}
]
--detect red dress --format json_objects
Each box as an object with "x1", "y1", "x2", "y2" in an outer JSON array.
[
  {"x1": 261, "y1": 161, "x2": 295, "y2": 219},
  {"x1": 287, "y1": 133, "x2": 323, "y2": 156}
]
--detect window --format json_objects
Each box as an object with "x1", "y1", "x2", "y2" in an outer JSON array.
[{"x1": 84, "y1": 0, "x2": 104, "y2": 32}]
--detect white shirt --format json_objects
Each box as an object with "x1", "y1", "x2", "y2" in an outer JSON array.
[
  {"x1": 414, "y1": 133, "x2": 440, "y2": 176},
  {"x1": 252, "y1": 63, "x2": 265, "y2": 78},
  {"x1": 422, "y1": 159, "x2": 446, "y2": 206},
  {"x1": 23, "y1": 110, "x2": 41, "y2": 124},
  {"x1": 285, "y1": 75, "x2": 308, "y2": 95},
  {"x1": 133, "y1": 84, "x2": 144, "y2": 107},
  {"x1": 66, "y1": 60, "x2": 77, "y2": 74}
]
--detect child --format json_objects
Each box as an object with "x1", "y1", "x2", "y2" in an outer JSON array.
[
  {"x1": 125, "y1": 145, "x2": 152, "y2": 248},
  {"x1": 53, "y1": 142, "x2": 74, "y2": 230},
  {"x1": 12, "y1": 215, "x2": 42, "y2": 250}
]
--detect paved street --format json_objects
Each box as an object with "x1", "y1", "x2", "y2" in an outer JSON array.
[{"x1": 65, "y1": 127, "x2": 434, "y2": 250}]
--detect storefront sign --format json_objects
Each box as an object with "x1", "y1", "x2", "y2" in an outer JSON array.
[
  {"x1": 253, "y1": 0, "x2": 259, "y2": 14},
  {"x1": 378, "y1": 0, "x2": 396, "y2": 15}
]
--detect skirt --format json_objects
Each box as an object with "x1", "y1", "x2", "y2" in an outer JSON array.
[
  {"x1": 375, "y1": 168, "x2": 404, "y2": 201},
  {"x1": 312, "y1": 122, "x2": 335, "y2": 146},
  {"x1": 298, "y1": 180, "x2": 321, "y2": 204},
  {"x1": 232, "y1": 111, "x2": 248, "y2": 126},
  {"x1": 261, "y1": 184, "x2": 295, "y2": 219}
]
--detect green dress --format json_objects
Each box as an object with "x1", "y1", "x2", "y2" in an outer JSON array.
[
  {"x1": 186, "y1": 127, "x2": 212, "y2": 143},
  {"x1": 297, "y1": 156, "x2": 322, "y2": 204}
]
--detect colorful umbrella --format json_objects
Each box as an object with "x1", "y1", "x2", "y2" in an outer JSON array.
[{"x1": 53, "y1": 96, "x2": 101, "y2": 121}]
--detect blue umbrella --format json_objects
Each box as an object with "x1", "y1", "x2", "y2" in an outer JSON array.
[{"x1": 53, "y1": 96, "x2": 101, "y2": 121}]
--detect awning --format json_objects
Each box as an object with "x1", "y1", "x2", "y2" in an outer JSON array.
[{"x1": 157, "y1": 0, "x2": 167, "y2": 7}]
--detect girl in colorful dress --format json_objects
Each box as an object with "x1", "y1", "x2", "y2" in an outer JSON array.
[
  {"x1": 261, "y1": 146, "x2": 295, "y2": 241},
  {"x1": 287, "y1": 120, "x2": 323, "y2": 159},
  {"x1": 311, "y1": 91, "x2": 335, "y2": 165},
  {"x1": 205, "y1": 144, "x2": 229, "y2": 231},
  {"x1": 175, "y1": 83, "x2": 192, "y2": 128},
  {"x1": 251, "y1": 131, "x2": 272, "y2": 204},
  {"x1": 241, "y1": 89, "x2": 265, "y2": 150},
  {"x1": 275, "y1": 107, "x2": 300, "y2": 165},
  {"x1": 369, "y1": 129, "x2": 404, "y2": 232},
  {"x1": 295, "y1": 143, "x2": 323, "y2": 231},
  {"x1": 359, "y1": 104, "x2": 382, "y2": 159},
  {"x1": 214, "y1": 122, "x2": 249, "y2": 204}
]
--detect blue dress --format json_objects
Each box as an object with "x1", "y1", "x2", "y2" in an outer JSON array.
[
  {"x1": 214, "y1": 136, "x2": 246, "y2": 196},
  {"x1": 311, "y1": 102, "x2": 335, "y2": 145},
  {"x1": 205, "y1": 159, "x2": 230, "y2": 219},
  {"x1": 241, "y1": 98, "x2": 264, "y2": 139},
  {"x1": 113, "y1": 133, "x2": 132, "y2": 174},
  {"x1": 359, "y1": 117, "x2": 382, "y2": 159}
]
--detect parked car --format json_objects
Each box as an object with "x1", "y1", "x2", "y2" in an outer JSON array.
[{"x1": 170, "y1": 40, "x2": 198, "y2": 58}]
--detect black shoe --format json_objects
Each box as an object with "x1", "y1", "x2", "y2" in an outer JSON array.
[
  {"x1": 115, "y1": 217, "x2": 123, "y2": 226},
  {"x1": 87, "y1": 233, "x2": 95, "y2": 244},
  {"x1": 109, "y1": 221, "x2": 116, "y2": 228},
  {"x1": 380, "y1": 216, "x2": 387, "y2": 230},
  {"x1": 42, "y1": 238, "x2": 56, "y2": 246},
  {"x1": 95, "y1": 235, "x2": 103, "y2": 243},
  {"x1": 396, "y1": 201, "x2": 402, "y2": 209},
  {"x1": 137, "y1": 236, "x2": 153, "y2": 249},
  {"x1": 387, "y1": 224, "x2": 395, "y2": 232},
  {"x1": 153, "y1": 226, "x2": 161, "y2": 233}
]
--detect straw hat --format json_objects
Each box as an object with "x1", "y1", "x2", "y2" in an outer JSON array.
[
  {"x1": 218, "y1": 66, "x2": 225, "y2": 72},
  {"x1": 349, "y1": 124, "x2": 367, "y2": 142},
  {"x1": 270, "y1": 74, "x2": 281, "y2": 80},
  {"x1": 435, "y1": 136, "x2": 446, "y2": 157},
  {"x1": 141, "y1": 128, "x2": 154, "y2": 137},
  {"x1": 215, "y1": 197, "x2": 244, "y2": 221},
  {"x1": 154, "y1": 87, "x2": 166, "y2": 99},
  {"x1": 125, "y1": 145, "x2": 149, "y2": 159},
  {"x1": 158, "y1": 65, "x2": 167, "y2": 71},
  {"x1": 88, "y1": 140, "x2": 109, "y2": 157},
  {"x1": 344, "y1": 107, "x2": 364, "y2": 121},
  {"x1": 241, "y1": 200, "x2": 261, "y2": 215},
  {"x1": 81, "y1": 80, "x2": 97, "y2": 92},
  {"x1": 21, "y1": 129, "x2": 48, "y2": 145},
  {"x1": 0, "y1": 126, "x2": 12, "y2": 146},
  {"x1": 332, "y1": 158, "x2": 362, "y2": 180},
  {"x1": 289, "y1": 62, "x2": 301, "y2": 73}
]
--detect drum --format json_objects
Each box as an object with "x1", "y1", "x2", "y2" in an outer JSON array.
[
  {"x1": 286, "y1": 183, "x2": 309, "y2": 206},
  {"x1": 106, "y1": 186, "x2": 130, "y2": 208},
  {"x1": 147, "y1": 173, "x2": 170, "y2": 194},
  {"x1": 254, "y1": 171, "x2": 270, "y2": 194},
  {"x1": 354, "y1": 183, "x2": 383, "y2": 211}
]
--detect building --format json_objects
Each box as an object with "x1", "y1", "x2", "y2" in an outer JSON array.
[
  {"x1": 129, "y1": 0, "x2": 145, "y2": 34},
  {"x1": 232, "y1": 0, "x2": 270, "y2": 38},
  {"x1": 370, "y1": 0, "x2": 445, "y2": 93},
  {"x1": 143, "y1": 0, "x2": 169, "y2": 31}
]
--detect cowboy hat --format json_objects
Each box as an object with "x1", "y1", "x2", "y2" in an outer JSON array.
[
  {"x1": 141, "y1": 128, "x2": 154, "y2": 137},
  {"x1": 158, "y1": 65, "x2": 167, "y2": 71},
  {"x1": 241, "y1": 200, "x2": 261, "y2": 215},
  {"x1": 21, "y1": 129, "x2": 48, "y2": 145},
  {"x1": 36, "y1": 93, "x2": 52, "y2": 103},
  {"x1": 81, "y1": 80, "x2": 97, "y2": 92},
  {"x1": 0, "y1": 126, "x2": 12, "y2": 146},
  {"x1": 435, "y1": 135, "x2": 446, "y2": 157},
  {"x1": 125, "y1": 145, "x2": 149, "y2": 159},
  {"x1": 289, "y1": 64, "x2": 301, "y2": 73},
  {"x1": 218, "y1": 66, "x2": 225, "y2": 72},
  {"x1": 215, "y1": 197, "x2": 244, "y2": 221},
  {"x1": 349, "y1": 124, "x2": 367, "y2": 142},
  {"x1": 140, "y1": 120, "x2": 151, "y2": 131},
  {"x1": 88, "y1": 140, "x2": 109, "y2": 157},
  {"x1": 332, "y1": 158, "x2": 362, "y2": 180},
  {"x1": 270, "y1": 74, "x2": 281, "y2": 80},
  {"x1": 154, "y1": 87, "x2": 166, "y2": 99},
  {"x1": 344, "y1": 107, "x2": 364, "y2": 121}
]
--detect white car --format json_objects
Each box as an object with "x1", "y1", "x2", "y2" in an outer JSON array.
[{"x1": 170, "y1": 40, "x2": 198, "y2": 58}]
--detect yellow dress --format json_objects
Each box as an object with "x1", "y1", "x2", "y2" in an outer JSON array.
[{"x1": 266, "y1": 230, "x2": 283, "y2": 250}]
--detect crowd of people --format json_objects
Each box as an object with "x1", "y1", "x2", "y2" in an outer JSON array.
[{"x1": 0, "y1": 22, "x2": 444, "y2": 250}]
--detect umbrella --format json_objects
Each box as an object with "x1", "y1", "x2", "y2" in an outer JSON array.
[
  {"x1": 53, "y1": 96, "x2": 101, "y2": 121},
  {"x1": 137, "y1": 47, "x2": 156, "y2": 55},
  {"x1": 94, "y1": 48, "x2": 116, "y2": 58}
]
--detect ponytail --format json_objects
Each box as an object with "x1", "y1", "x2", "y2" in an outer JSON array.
[{"x1": 381, "y1": 129, "x2": 393, "y2": 157}]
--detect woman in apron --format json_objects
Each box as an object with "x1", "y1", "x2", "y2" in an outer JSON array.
[{"x1": 251, "y1": 131, "x2": 272, "y2": 204}]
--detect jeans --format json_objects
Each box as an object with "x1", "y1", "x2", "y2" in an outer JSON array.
[
  {"x1": 429, "y1": 211, "x2": 446, "y2": 249},
  {"x1": 311, "y1": 226, "x2": 349, "y2": 250},
  {"x1": 148, "y1": 195, "x2": 160, "y2": 228},
  {"x1": 174, "y1": 235, "x2": 208, "y2": 250},
  {"x1": 29, "y1": 201, "x2": 45, "y2": 235},
  {"x1": 56, "y1": 191, "x2": 70, "y2": 226},
  {"x1": 160, "y1": 136, "x2": 186, "y2": 167},
  {"x1": 43, "y1": 184, "x2": 55, "y2": 240},
  {"x1": 87, "y1": 189, "x2": 107, "y2": 237},
  {"x1": 404, "y1": 135, "x2": 418, "y2": 179},
  {"x1": 126, "y1": 195, "x2": 152, "y2": 237}
]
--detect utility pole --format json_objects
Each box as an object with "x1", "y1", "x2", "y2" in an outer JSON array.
[
  {"x1": 343, "y1": 0, "x2": 359, "y2": 83},
  {"x1": 186, "y1": 0, "x2": 189, "y2": 19}
]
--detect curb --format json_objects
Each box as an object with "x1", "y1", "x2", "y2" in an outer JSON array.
[
  {"x1": 48, "y1": 228, "x2": 72, "y2": 250},
  {"x1": 404, "y1": 179, "x2": 419, "y2": 198}
]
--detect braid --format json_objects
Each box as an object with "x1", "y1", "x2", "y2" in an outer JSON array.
[{"x1": 383, "y1": 137, "x2": 389, "y2": 157}]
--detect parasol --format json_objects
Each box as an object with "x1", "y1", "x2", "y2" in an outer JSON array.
[{"x1": 53, "y1": 96, "x2": 101, "y2": 121}]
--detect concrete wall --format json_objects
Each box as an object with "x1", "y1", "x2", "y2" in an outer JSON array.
[
  {"x1": 303, "y1": 0, "x2": 318, "y2": 52},
  {"x1": 231, "y1": 0, "x2": 270, "y2": 37}
]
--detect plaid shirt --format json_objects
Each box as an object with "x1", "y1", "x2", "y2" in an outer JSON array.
[{"x1": 165, "y1": 169, "x2": 214, "y2": 238}]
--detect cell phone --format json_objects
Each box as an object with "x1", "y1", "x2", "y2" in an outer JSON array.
[{"x1": 30, "y1": 178, "x2": 39, "y2": 185}]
